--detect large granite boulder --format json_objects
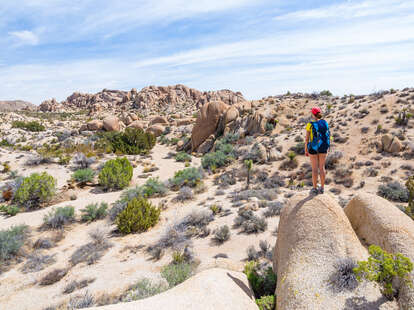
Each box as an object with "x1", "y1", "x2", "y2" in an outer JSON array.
[{"x1": 103, "y1": 116, "x2": 120, "y2": 132}]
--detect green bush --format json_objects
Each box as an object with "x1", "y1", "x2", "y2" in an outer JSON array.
[
  {"x1": 80, "y1": 202, "x2": 108, "y2": 222},
  {"x1": 116, "y1": 197, "x2": 160, "y2": 234},
  {"x1": 320, "y1": 90, "x2": 333, "y2": 96},
  {"x1": 175, "y1": 152, "x2": 192, "y2": 162},
  {"x1": 12, "y1": 120, "x2": 45, "y2": 132},
  {"x1": 256, "y1": 295, "x2": 275, "y2": 310},
  {"x1": 161, "y1": 262, "x2": 192, "y2": 288},
  {"x1": 353, "y1": 245, "x2": 413, "y2": 300},
  {"x1": 244, "y1": 261, "x2": 276, "y2": 299},
  {"x1": 99, "y1": 157, "x2": 133, "y2": 191},
  {"x1": 378, "y1": 181, "x2": 409, "y2": 202},
  {"x1": 95, "y1": 128, "x2": 155, "y2": 155},
  {"x1": 405, "y1": 176, "x2": 414, "y2": 220},
  {"x1": 201, "y1": 140, "x2": 234, "y2": 171},
  {"x1": 141, "y1": 177, "x2": 168, "y2": 197},
  {"x1": 13, "y1": 172, "x2": 56, "y2": 209},
  {"x1": 42, "y1": 206, "x2": 75, "y2": 229},
  {"x1": 72, "y1": 168, "x2": 95, "y2": 185},
  {"x1": 0, "y1": 205, "x2": 20, "y2": 216},
  {"x1": 169, "y1": 167, "x2": 203, "y2": 189},
  {"x1": 0, "y1": 225, "x2": 29, "y2": 261}
]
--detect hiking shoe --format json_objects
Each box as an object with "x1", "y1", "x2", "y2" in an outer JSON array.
[
  {"x1": 318, "y1": 187, "x2": 324, "y2": 194},
  {"x1": 310, "y1": 188, "x2": 319, "y2": 195}
]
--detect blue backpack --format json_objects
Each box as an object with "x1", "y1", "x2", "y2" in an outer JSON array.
[{"x1": 308, "y1": 120, "x2": 330, "y2": 152}]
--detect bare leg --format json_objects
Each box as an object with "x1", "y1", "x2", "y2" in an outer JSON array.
[
  {"x1": 318, "y1": 153, "x2": 327, "y2": 189},
  {"x1": 310, "y1": 154, "x2": 319, "y2": 189}
]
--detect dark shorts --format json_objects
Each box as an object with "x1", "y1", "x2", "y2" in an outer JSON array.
[{"x1": 308, "y1": 145, "x2": 329, "y2": 155}]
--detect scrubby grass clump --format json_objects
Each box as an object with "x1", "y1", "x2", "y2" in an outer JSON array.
[
  {"x1": 72, "y1": 168, "x2": 95, "y2": 185},
  {"x1": 0, "y1": 204, "x2": 20, "y2": 216},
  {"x1": 168, "y1": 167, "x2": 203, "y2": 190},
  {"x1": 234, "y1": 209, "x2": 267, "y2": 234},
  {"x1": 330, "y1": 258, "x2": 359, "y2": 292},
  {"x1": 213, "y1": 225, "x2": 230, "y2": 244},
  {"x1": 0, "y1": 225, "x2": 28, "y2": 262},
  {"x1": 95, "y1": 128, "x2": 155, "y2": 155},
  {"x1": 42, "y1": 206, "x2": 75, "y2": 230},
  {"x1": 12, "y1": 120, "x2": 45, "y2": 132},
  {"x1": 161, "y1": 262, "x2": 193, "y2": 288},
  {"x1": 116, "y1": 197, "x2": 160, "y2": 234},
  {"x1": 99, "y1": 157, "x2": 133, "y2": 191},
  {"x1": 353, "y1": 245, "x2": 413, "y2": 300},
  {"x1": 378, "y1": 181, "x2": 409, "y2": 202},
  {"x1": 13, "y1": 172, "x2": 56, "y2": 209},
  {"x1": 201, "y1": 141, "x2": 234, "y2": 171},
  {"x1": 80, "y1": 202, "x2": 108, "y2": 222},
  {"x1": 175, "y1": 152, "x2": 192, "y2": 162},
  {"x1": 122, "y1": 278, "x2": 168, "y2": 302}
]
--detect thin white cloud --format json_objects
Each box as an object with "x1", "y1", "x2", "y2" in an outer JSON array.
[{"x1": 8, "y1": 30, "x2": 39, "y2": 46}]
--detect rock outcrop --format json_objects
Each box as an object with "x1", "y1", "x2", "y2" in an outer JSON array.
[
  {"x1": 103, "y1": 116, "x2": 120, "y2": 132},
  {"x1": 191, "y1": 101, "x2": 229, "y2": 151},
  {"x1": 381, "y1": 134, "x2": 403, "y2": 153},
  {"x1": 345, "y1": 193, "x2": 414, "y2": 310},
  {"x1": 274, "y1": 193, "x2": 395, "y2": 310},
  {"x1": 0, "y1": 100, "x2": 36, "y2": 112},
  {"x1": 88, "y1": 268, "x2": 257, "y2": 310}
]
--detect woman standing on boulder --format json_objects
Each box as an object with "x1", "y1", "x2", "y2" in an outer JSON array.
[{"x1": 305, "y1": 107, "x2": 330, "y2": 195}]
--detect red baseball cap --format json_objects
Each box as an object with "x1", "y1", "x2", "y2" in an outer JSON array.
[{"x1": 311, "y1": 107, "x2": 321, "y2": 115}]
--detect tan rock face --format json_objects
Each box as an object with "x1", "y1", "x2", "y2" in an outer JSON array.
[
  {"x1": 344, "y1": 193, "x2": 414, "y2": 310},
  {"x1": 381, "y1": 134, "x2": 402, "y2": 153},
  {"x1": 176, "y1": 118, "x2": 193, "y2": 126},
  {"x1": 274, "y1": 193, "x2": 391, "y2": 310},
  {"x1": 247, "y1": 111, "x2": 267, "y2": 135},
  {"x1": 103, "y1": 116, "x2": 120, "y2": 132},
  {"x1": 128, "y1": 120, "x2": 145, "y2": 130},
  {"x1": 191, "y1": 101, "x2": 229, "y2": 151},
  {"x1": 224, "y1": 106, "x2": 239, "y2": 124},
  {"x1": 149, "y1": 116, "x2": 169, "y2": 126},
  {"x1": 146, "y1": 124, "x2": 165, "y2": 137},
  {"x1": 87, "y1": 120, "x2": 103, "y2": 131},
  {"x1": 87, "y1": 268, "x2": 257, "y2": 310}
]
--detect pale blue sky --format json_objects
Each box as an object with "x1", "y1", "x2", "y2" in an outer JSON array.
[{"x1": 1, "y1": 0, "x2": 414, "y2": 104}]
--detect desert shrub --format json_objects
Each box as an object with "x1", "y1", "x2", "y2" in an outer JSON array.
[
  {"x1": 70, "y1": 228, "x2": 112, "y2": 266},
  {"x1": 0, "y1": 204, "x2": 20, "y2": 216},
  {"x1": 404, "y1": 176, "x2": 414, "y2": 220},
  {"x1": 72, "y1": 168, "x2": 95, "y2": 185},
  {"x1": 80, "y1": 202, "x2": 108, "y2": 222},
  {"x1": 0, "y1": 225, "x2": 28, "y2": 261},
  {"x1": 213, "y1": 225, "x2": 230, "y2": 244},
  {"x1": 13, "y1": 172, "x2": 56, "y2": 209},
  {"x1": 116, "y1": 197, "x2": 160, "y2": 234},
  {"x1": 234, "y1": 209, "x2": 267, "y2": 234},
  {"x1": 68, "y1": 291, "x2": 94, "y2": 309},
  {"x1": 72, "y1": 152, "x2": 96, "y2": 169},
  {"x1": 42, "y1": 206, "x2": 75, "y2": 230},
  {"x1": 141, "y1": 177, "x2": 168, "y2": 197},
  {"x1": 256, "y1": 295, "x2": 275, "y2": 310},
  {"x1": 259, "y1": 240, "x2": 270, "y2": 255},
  {"x1": 290, "y1": 142, "x2": 305, "y2": 155},
  {"x1": 21, "y1": 252, "x2": 56, "y2": 273},
  {"x1": 122, "y1": 278, "x2": 168, "y2": 302},
  {"x1": 233, "y1": 189, "x2": 279, "y2": 202},
  {"x1": 161, "y1": 262, "x2": 192, "y2": 288},
  {"x1": 40, "y1": 268, "x2": 68, "y2": 285},
  {"x1": 320, "y1": 90, "x2": 333, "y2": 96},
  {"x1": 98, "y1": 157, "x2": 133, "y2": 190},
  {"x1": 95, "y1": 128, "x2": 155, "y2": 155},
  {"x1": 378, "y1": 181, "x2": 409, "y2": 202},
  {"x1": 12, "y1": 120, "x2": 45, "y2": 132},
  {"x1": 175, "y1": 152, "x2": 192, "y2": 162},
  {"x1": 63, "y1": 278, "x2": 95, "y2": 294},
  {"x1": 325, "y1": 151, "x2": 343, "y2": 170},
  {"x1": 201, "y1": 151, "x2": 233, "y2": 171},
  {"x1": 244, "y1": 261, "x2": 276, "y2": 299},
  {"x1": 247, "y1": 245, "x2": 259, "y2": 261},
  {"x1": 353, "y1": 245, "x2": 413, "y2": 299},
  {"x1": 169, "y1": 167, "x2": 203, "y2": 189},
  {"x1": 33, "y1": 238, "x2": 54, "y2": 249},
  {"x1": 176, "y1": 186, "x2": 194, "y2": 201},
  {"x1": 329, "y1": 258, "x2": 358, "y2": 292},
  {"x1": 263, "y1": 201, "x2": 284, "y2": 217}
]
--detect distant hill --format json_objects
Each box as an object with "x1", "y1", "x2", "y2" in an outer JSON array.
[{"x1": 0, "y1": 100, "x2": 36, "y2": 112}]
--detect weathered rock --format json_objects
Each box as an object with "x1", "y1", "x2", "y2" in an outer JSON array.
[
  {"x1": 246, "y1": 111, "x2": 267, "y2": 135},
  {"x1": 389, "y1": 137, "x2": 403, "y2": 153},
  {"x1": 197, "y1": 135, "x2": 215, "y2": 154},
  {"x1": 268, "y1": 149, "x2": 283, "y2": 162},
  {"x1": 191, "y1": 101, "x2": 229, "y2": 151},
  {"x1": 176, "y1": 118, "x2": 193, "y2": 126},
  {"x1": 128, "y1": 120, "x2": 145, "y2": 130},
  {"x1": 39, "y1": 98, "x2": 59, "y2": 112},
  {"x1": 103, "y1": 116, "x2": 120, "y2": 132},
  {"x1": 87, "y1": 120, "x2": 103, "y2": 131},
  {"x1": 224, "y1": 106, "x2": 239, "y2": 124},
  {"x1": 345, "y1": 193, "x2": 414, "y2": 310},
  {"x1": 275, "y1": 193, "x2": 394, "y2": 310},
  {"x1": 149, "y1": 116, "x2": 169, "y2": 126},
  {"x1": 146, "y1": 124, "x2": 165, "y2": 137},
  {"x1": 88, "y1": 268, "x2": 257, "y2": 310}
]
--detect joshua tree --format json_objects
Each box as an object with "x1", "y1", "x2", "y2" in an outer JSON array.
[{"x1": 244, "y1": 159, "x2": 253, "y2": 189}]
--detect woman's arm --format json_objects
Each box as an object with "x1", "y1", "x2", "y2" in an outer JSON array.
[{"x1": 305, "y1": 130, "x2": 310, "y2": 157}]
